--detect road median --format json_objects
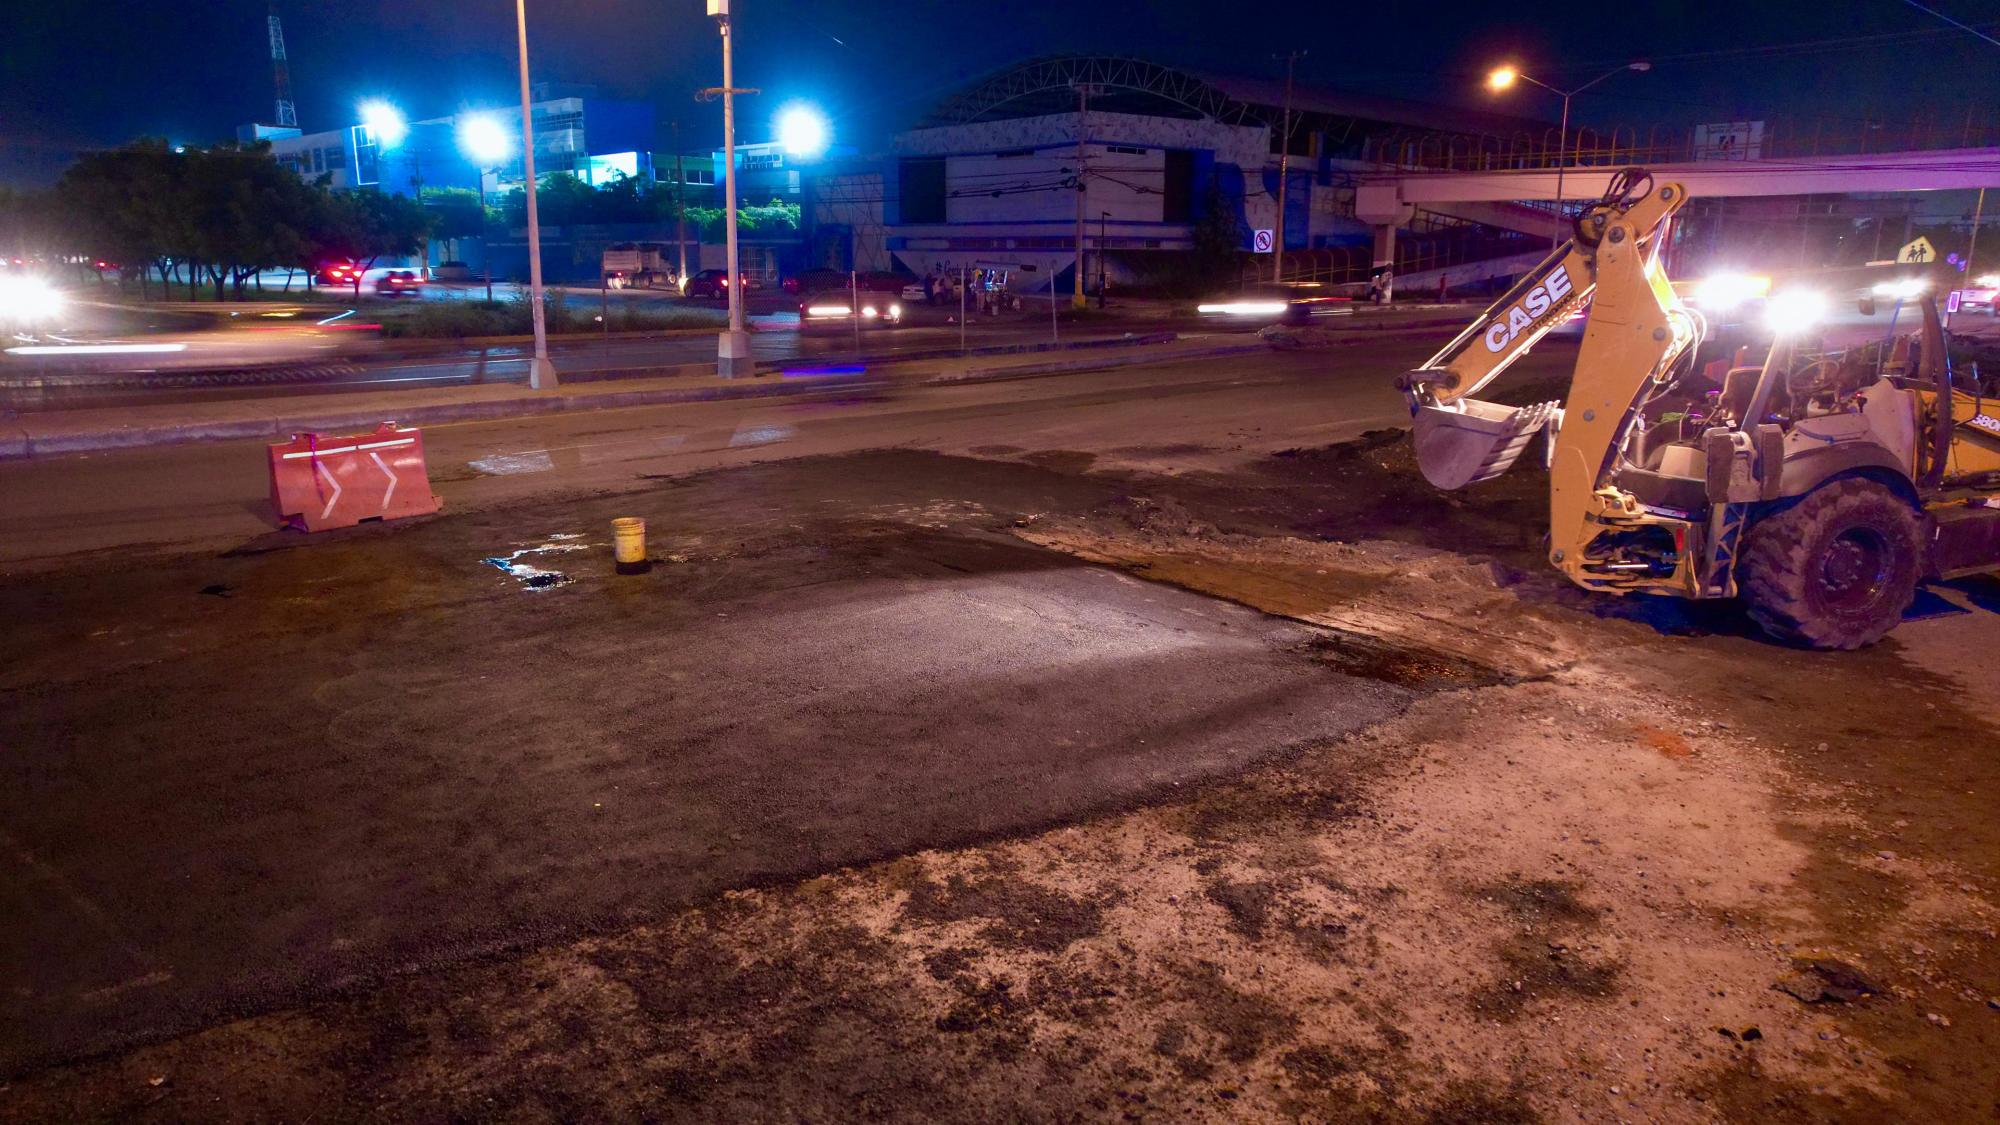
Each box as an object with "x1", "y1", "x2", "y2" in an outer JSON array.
[{"x1": 0, "y1": 333, "x2": 1260, "y2": 459}]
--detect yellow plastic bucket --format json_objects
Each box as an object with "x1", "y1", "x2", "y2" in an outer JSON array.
[{"x1": 612, "y1": 517, "x2": 650, "y2": 574}]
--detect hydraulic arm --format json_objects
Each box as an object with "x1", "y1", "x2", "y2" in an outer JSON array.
[{"x1": 1398, "y1": 169, "x2": 1698, "y2": 591}]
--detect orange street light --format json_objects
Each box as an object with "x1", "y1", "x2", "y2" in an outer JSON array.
[{"x1": 1484, "y1": 61, "x2": 1652, "y2": 247}]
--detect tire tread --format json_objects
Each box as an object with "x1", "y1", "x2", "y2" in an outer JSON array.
[{"x1": 1738, "y1": 478, "x2": 1921, "y2": 649}]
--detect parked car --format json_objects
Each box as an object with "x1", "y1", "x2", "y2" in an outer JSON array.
[
  {"x1": 1958, "y1": 275, "x2": 2000, "y2": 315},
  {"x1": 782, "y1": 268, "x2": 848, "y2": 296},
  {"x1": 685, "y1": 269, "x2": 761, "y2": 299},
  {"x1": 374, "y1": 269, "x2": 423, "y2": 298},
  {"x1": 433, "y1": 261, "x2": 475, "y2": 282}
]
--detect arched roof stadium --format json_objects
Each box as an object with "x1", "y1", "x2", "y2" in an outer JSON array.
[{"x1": 917, "y1": 54, "x2": 1550, "y2": 139}]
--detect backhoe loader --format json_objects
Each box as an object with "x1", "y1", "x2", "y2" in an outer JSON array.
[{"x1": 1399, "y1": 168, "x2": 2000, "y2": 648}]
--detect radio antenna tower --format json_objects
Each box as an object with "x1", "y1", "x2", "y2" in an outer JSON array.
[{"x1": 269, "y1": 6, "x2": 298, "y2": 128}]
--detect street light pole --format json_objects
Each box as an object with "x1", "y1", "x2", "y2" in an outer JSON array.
[
  {"x1": 1072, "y1": 83, "x2": 1091, "y2": 310},
  {"x1": 1488, "y1": 62, "x2": 1650, "y2": 250},
  {"x1": 477, "y1": 168, "x2": 495, "y2": 302},
  {"x1": 1272, "y1": 50, "x2": 1303, "y2": 284},
  {"x1": 673, "y1": 120, "x2": 689, "y2": 288},
  {"x1": 1554, "y1": 91, "x2": 1571, "y2": 248},
  {"x1": 514, "y1": 0, "x2": 556, "y2": 388},
  {"x1": 703, "y1": 0, "x2": 758, "y2": 377}
]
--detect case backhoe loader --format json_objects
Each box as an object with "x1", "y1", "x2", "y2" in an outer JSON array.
[{"x1": 1399, "y1": 168, "x2": 2000, "y2": 648}]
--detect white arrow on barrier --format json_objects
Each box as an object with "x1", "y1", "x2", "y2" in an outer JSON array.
[
  {"x1": 369, "y1": 451, "x2": 398, "y2": 510},
  {"x1": 313, "y1": 459, "x2": 343, "y2": 522}
]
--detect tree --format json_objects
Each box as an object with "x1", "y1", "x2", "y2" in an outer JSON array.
[
  {"x1": 1190, "y1": 184, "x2": 1246, "y2": 279},
  {"x1": 320, "y1": 189, "x2": 431, "y2": 296},
  {"x1": 503, "y1": 173, "x2": 599, "y2": 228},
  {"x1": 422, "y1": 187, "x2": 487, "y2": 259},
  {"x1": 57, "y1": 141, "x2": 186, "y2": 298}
]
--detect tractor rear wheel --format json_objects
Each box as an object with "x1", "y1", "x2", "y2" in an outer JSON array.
[{"x1": 1739, "y1": 478, "x2": 1923, "y2": 649}]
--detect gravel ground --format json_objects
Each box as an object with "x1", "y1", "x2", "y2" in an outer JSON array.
[{"x1": 4, "y1": 427, "x2": 1998, "y2": 1122}]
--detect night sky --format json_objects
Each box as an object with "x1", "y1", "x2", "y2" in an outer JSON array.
[{"x1": 3, "y1": 0, "x2": 1997, "y2": 184}]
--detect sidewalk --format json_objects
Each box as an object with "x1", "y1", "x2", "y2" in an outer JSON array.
[{"x1": 0, "y1": 334, "x2": 1269, "y2": 459}]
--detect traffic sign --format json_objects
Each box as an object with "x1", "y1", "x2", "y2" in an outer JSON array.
[
  {"x1": 1897, "y1": 236, "x2": 1936, "y2": 264},
  {"x1": 1252, "y1": 229, "x2": 1274, "y2": 254}
]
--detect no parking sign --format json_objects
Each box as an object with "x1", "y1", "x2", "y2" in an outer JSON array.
[{"x1": 1252, "y1": 229, "x2": 1274, "y2": 254}]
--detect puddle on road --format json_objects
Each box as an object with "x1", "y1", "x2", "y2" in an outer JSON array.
[
  {"x1": 1301, "y1": 631, "x2": 1513, "y2": 691},
  {"x1": 729, "y1": 423, "x2": 796, "y2": 448},
  {"x1": 469, "y1": 451, "x2": 556, "y2": 476},
  {"x1": 483, "y1": 533, "x2": 591, "y2": 591}
]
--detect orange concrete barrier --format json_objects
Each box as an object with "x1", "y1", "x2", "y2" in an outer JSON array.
[{"x1": 268, "y1": 422, "x2": 443, "y2": 532}]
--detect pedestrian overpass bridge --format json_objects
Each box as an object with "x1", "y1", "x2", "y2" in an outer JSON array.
[
  {"x1": 1355, "y1": 145, "x2": 2000, "y2": 208},
  {"x1": 1344, "y1": 146, "x2": 2000, "y2": 290}
]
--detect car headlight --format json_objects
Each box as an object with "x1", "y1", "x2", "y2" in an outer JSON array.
[
  {"x1": 1765, "y1": 289, "x2": 1829, "y2": 335},
  {"x1": 1870, "y1": 277, "x2": 1928, "y2": 300},
  {"x1": 862, "y1": 306, "x2": 878, "y2": 318},
  {"x1": 0, "y1": 275, "x2": 65, "y2": 322},
  {"x1": 1691, "y1": 273, "x2": 1770, "y2": 312},
  {"x1": 1196, "y1": 301, "x2": 1287, "y2": 316}
]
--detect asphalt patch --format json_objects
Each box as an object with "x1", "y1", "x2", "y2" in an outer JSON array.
[{"x1": 0, "y1": 450, "x2": 1413, "y2": 1076}]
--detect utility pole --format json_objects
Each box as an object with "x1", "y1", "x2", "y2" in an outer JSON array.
[
  {"x1": 514, "y1": 0, "x2": 555, "y2": 388},
  {"x1": 673, "y1": 120, "x2": 689, "y2": 288},
  {"x1": 1072, "y1": 83, "x2": 1091, "y2": 309},
  {"x1": 1968, "y1": 187, "x2": 1988, "y2": 282},
  {"x1": 1272, "y1": 51, "x2": 1303, "y2": 285},
  {"x1": 1098, "y1": 210, "x2": 1109, "y2": 308},
  {"x1": 702, "y1": 0, "x2": 759, "y2": 377}
]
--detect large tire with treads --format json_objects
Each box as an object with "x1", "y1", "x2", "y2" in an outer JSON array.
[{"x1": 1739, "y1": 478, "x2": 1923, "y2": 649}]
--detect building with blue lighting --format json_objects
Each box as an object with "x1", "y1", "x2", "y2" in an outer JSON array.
[{"x1": 242, "y1": 84, "x2": 656, "y2": 200}]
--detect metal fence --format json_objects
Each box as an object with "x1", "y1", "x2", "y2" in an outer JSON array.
[{"x1": 1236, "y1": 223, "x2": 1542, "y2": 289}]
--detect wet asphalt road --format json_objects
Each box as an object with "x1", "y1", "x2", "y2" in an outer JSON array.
[
  {"x1": 0, "y1": 450, "x2": 1411, "y2": 1076},
  {"x1": 0, "y1": 310, "x2": 1208, "y2": 412}
]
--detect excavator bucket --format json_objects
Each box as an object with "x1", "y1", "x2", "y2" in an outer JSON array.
[{"x1": 1409, "y1": 398, "x2": 1560, "y2": 490}]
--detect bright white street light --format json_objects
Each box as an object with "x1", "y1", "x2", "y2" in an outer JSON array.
[
  {"x1": 777, "y1": 104, "x2": 830, "y2": 158},
  {"x1": 456, "y1": 113, "x2": 513, "y2": 165},
  {"x1": 1765, "y1": 289, "x2": 1829, "y2": 336},
  {"x1": 359, "y1": 100, "x2": 409, "y2": 149}
]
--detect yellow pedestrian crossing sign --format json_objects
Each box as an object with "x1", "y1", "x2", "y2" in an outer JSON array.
[{"x1": 1896, "y1": 237, "x2": 1937, "y2": 265}]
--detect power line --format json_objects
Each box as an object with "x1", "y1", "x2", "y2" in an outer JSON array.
[{"x1": 1898, "y1": 0, "x2": 2000, "y2": 49}]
